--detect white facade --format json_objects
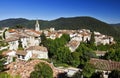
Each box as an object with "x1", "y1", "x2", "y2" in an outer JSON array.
[
  {"x1": 17, "y1": 51, "x2": 32, "y2": 61},
  {"x1": 20, "y1": 37, "x2": 29, "y2": 49},
  {"x1": 8, "y1": 40, "x2": 19, "y2": 50},
  {"x1": 82, "y1": 35, "x2": 91, "y2": 42},
  {"x1": 4, "y1": 50, "x2": 16, "y2": 64},
  {"x1": 26, "y1": 46, "x2": 48, "y2": 59},
  {"x1": 26, "y1": 50, "x2": 48, "y2": 59},
  {"x1": 24, "y1": 51, "x2": 32, "y2": 60},
  {"x1": 71, "y1": 36, "x2": 82, "y2": 42},
  {"x1": 67, "y1": 40, "x2": 80, "y2": 52},
  {"x1": 49, "y1": 28, "x2": 55, "y2": 32},
  {"x1": 29, "y1": 36, "x2": 40, "y2": 46},
  {"x1": 101, "y1": 39, "x2": 110, "y2": 45},
  {"x1": 70, "y1": 33, "x2": 77, "y2": 38},
  {"x1": 95, "y1": 36, "x2": 114, "y2": 45},
  {"x1": 27, "y1": 50, "x2": 48, "y2": 59}
]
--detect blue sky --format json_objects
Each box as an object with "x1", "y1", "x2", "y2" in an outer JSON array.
[{"x1": 0, "y1": 0, "x2": 120, "y2": 23}]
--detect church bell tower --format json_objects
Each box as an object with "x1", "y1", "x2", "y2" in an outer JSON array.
[{"x1": 35, "y1": 20, "x2": 40, "y2": 31}]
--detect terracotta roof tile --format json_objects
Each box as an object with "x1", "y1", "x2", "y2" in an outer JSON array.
[
  {"x1": 90, "y1": 58, "x2": 120, "y2": 71},
  {"x1": 2, "y1": 50, "x2": 13, "y2": 55},
  {"x1": 6, "y1": 59, "x2": 58, "y2": 78},
  {"x1": 67, "y1": 40, "x2": 80, "y2": 48},
  {"x1": 26, "y1": 46, "x2": 48, "y2": 52},
  {"x1": 8, "y1": 29, "x2": 17, "y2": 33},
  {"x1": 16, "y1": 50, "x2": 27, "y2": 56},
  {"x1": 5, "y1": 37, "x2": 19, "y2": 42}
]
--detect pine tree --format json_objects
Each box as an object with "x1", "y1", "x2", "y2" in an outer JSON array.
[{"x1": 90, "y1": 31, "x2": 95, "y2": 45}]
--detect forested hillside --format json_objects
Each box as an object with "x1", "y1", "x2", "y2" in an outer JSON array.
[
  {"x1": 0, "y1": 16, "x2": 120, "y2": 39},
  {"x1": 111, "y1": 24, "x2": 120, "y2": 36}
]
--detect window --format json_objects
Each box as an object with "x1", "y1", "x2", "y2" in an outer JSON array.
[{"x1": 22, "y1": 55, "x2": 25, "y2": 59}]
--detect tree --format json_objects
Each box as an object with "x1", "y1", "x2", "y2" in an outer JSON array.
[
  {"x1": 76, "y1": 42, "x2": 96, "y2": 68},
  {"x1": 86, "y1": 31, "x2": 97, "y2": 50},
  {"x1": 15, "y1": 24, "x2": 25, "y2": 29},
  {"x1": 18, "y1": 39, "x2": 23, "y2": 50},
  {"x1": 40, "y1": 33, "x2": 47, "y2": 46},
  {"x1": 45, "y1": 37, "x2": 69, "y2": 59},
  {"x1": 0, "y1": 72, "x2": 20, "y2": 78},
  {"x1": 0, "y1": 60, "x2": 4, "y2": 71},
  {"x1": 56, "y1": 46, "x2": 71, "y2": 63},
  {"x1": 108, "y1": 70, "x2": 120, "y2": 78},
  {"x1": 0, "y1": 55, "x2": 5, "y2": 71},
  {"x1": 89, "y1": 31, "x2": 95, "y2": 45},
  {"x1": 103, "y1": 48, "x2": 120, "y2": 62},
  {"x1": 70, "y1": 52, "x2": 80, "y2": 67},
  {"x1": 3, "y1": 29, "x2": 7, "y2": 39},
  {"x1": 60, "y1": 34, "x2": 70, "y2": 43},
  {"x1": 97, "y1": 44, "x2": 110, "y2": 51},
  {"x1": 30, "y1": 62, "x2": 53, "y2": 78},
  {"x1": 82, "y1": 63, "x2": 95, "y2": 78}
]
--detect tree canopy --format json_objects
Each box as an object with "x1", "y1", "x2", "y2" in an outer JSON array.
[
  {"x1": 30, "y1": 62, "x2": 53, "y2": 78},
  {"x1": 75, "y1": 42, "x2": 96, "y2": 68},
  {"x1": 104, "y1": 48, "x2": 120, "y2": 62},
  {"x1": 0, "y1": 55, "x2": 6, "y2": 72},
  {"x1": 82, "y1": 63, "x2": 95, "y2": 78}
]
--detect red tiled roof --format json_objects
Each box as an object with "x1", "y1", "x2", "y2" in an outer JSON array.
[
  {"x1": 2, "y1": 50, "x2": 13, "y2": 55},
  {"x1": 16, "y1": 50, "x2": 27, "y2": 56},
  {"x1": 26, "y1": 46, "x2": 48, "y2": 52},
  {"x1": 5, "y1": 37, "x2": 19, "y2": 42},
  {"x1": 80, "y1": 32, "x2": 90, "y2": 36},
  {"x1": 90, "y1": 58, "x2": 120, "y2": 71},
  {"x1": 8, "y1": 29, "x2": 16, "y2": 33},
  {"x1": 67, "y1": 40, "x2": 80, "y2": 48},
  {"x1": 26, "y1": 29, "x2": 41, "y2": 35},
  {"x1": 6, "y1": 59, "x2": 57, "y2": 78}
]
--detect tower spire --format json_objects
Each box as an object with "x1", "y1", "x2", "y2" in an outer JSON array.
[{"x1": 35, "y1": 20, "x2": 40, "y2": 31}]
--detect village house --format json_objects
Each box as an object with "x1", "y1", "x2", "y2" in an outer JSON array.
[
  {"x1": 44, "y1": 28, "x2": 62, "y2": 40},
  {"x1": 90, "y1": 58, "x2": 120, "y2": 78},
  {"x1": 94, "y1": 50, "x2": 107, "y2": 57},
  {"x1": 2, "y1": 50, "x2": 16, "y2": 64},
  {"x1": 5, "y1": 29, "x2": 17, "y2": 39},
  {"x1": 20, "y1": 36, "x2": 29, "y2": 49},
  {"x1": 80, "y1": 32, "x2": 91, "y2": 42},
  {"x1": 5, "y1": 37, "x2": 19, "y2": 50},
  {"x1": 65, "y1": 67, "x2": 80, "y2": 77},
  {"x1": 16, "y1": 50, "x2": 32, "y2": 61},
  {"x1": 2, "y1": 45, "x2": 48, "y2": 63},
  {"x1": 56, "y1": 67, "x2": 80, "y2": 77},
  {"x1": 26, "y1": 46, "x2": 48, "y2": 59},
  {"x1": 71, "y1": 36, "x2": 83, "y2": 42},
  {"x1": 69, "y1": 32, "x2": 78, "y2": 38},
  {"x1": 94, "y1": 31, "x2": 114, "y2": 45},
  {"x1": 67, "y1": 40, "x2": 80, "y2": 52},
  {"x1": 69, "y1": 29, "x2": 91, "y2": 42},
  {"x1": 24, "y1": 29, "x2": 41, "y2": 46}
]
